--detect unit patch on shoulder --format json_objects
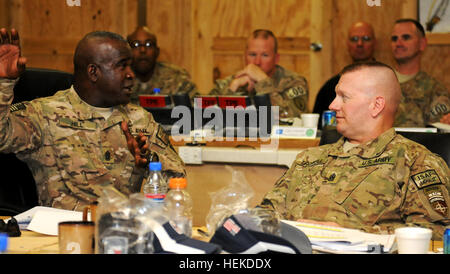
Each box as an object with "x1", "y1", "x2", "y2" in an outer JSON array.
[
  {"x1": 423, "y1": 185, "x2": 448, "y2": 217},
  {"x1": 411, "y1": 170, "x2": 442, "y2": 189},
  {"x1": 10, "y1": 102, "x2": 26, "y2": 112},
  {"x1": 285, "y1": 86, "x2": 306, "y2": 99}
]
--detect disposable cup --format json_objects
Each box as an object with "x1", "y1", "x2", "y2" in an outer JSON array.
[
  {"x1": 301, "y1": 113, "x2": 320, "y2": 128},
  {"x1": 395, "y1": 227, "x2": 432, "y2": 254}
]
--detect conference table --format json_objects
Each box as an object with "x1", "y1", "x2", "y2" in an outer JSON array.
[
  {"x1": 2, "y1": 134, "x2": 446, "y2": 254},
  {"x1": 170, "y1": 136, "x2": 320, "y2": 226},
  {"x1": 3, "y1": 228, "x2": 444, "y2": 254}
]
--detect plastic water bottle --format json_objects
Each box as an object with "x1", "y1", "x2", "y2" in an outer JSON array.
[
  {"x1": 165, "y1": 178, "x2": 193, "y2": 237},
  {"x1": 142, "y1": 162, "x2": 167, "y2": 208}
]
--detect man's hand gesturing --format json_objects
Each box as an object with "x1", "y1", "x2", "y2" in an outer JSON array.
[{"x1": 0, "y1": 28, "x2": 26, "y2": 79}]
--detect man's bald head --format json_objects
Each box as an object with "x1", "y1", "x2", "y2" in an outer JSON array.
[
  {"x1": 347, "y1": 21, "x2": 376, "y2": 62},
  {"x1": 73, "y1": 31, "x2": 128, "y2": 77},
  {"x1": 340, "y1": 61, "x2": 401, "y2": 118}
]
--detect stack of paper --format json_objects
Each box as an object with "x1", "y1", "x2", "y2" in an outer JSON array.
[
  {"x1": 281, "y1": 220, "x2": 396, "y2": 254},
  {"x1": 9, "y1": 206, "x2": 83, "y2": 236}
]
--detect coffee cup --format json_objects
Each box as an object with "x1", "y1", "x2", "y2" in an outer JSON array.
[
  {"x1": 301, "y1": 113, "x2": 320, "y2": 128},
  {"x1": 58, "y1": 221, "x2": 95, "y2": 254},
  {"x1": 82, "y1": 203, "x2": 98, "y2": 222},
  {"x1": 395, "y1": 227, "x2": 432, "y2": 254}
]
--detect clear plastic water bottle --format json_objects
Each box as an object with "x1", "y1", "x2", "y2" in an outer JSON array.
[
  {"x1": 165, "y1": 178, "x2": 193, "y2": 237},
  {"x1": 142, "y1": 162, "x2": 167, "y2": 208}
]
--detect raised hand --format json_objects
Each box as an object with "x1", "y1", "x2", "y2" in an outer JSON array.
[{"x1": 0, "y1": 28, "x2": 26, "y2": 79}]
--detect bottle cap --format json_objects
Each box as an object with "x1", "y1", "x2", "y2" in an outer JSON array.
[
  {"x1": 0, "y1": 233, "x2": 8, "y2": 253},
  {"x1": 149, "y1": 162, "x2": 162, "y2": 171},
  {"x1": 169, "y1": 177, "x2": 187, "y2": 189},
  {"x1": 153, "y1": 88, "x2": 161, "y2": 94}
]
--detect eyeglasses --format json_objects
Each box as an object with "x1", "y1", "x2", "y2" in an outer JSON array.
[
  {"x1": 349, "y1": 36, "x2": 372, "y2": 43},
  {"x1": 0, "y1": 217, "x2": 21, "y2": 237},
  {"x1": 129, "y1": 40, "x2": 155, "y2": 49}
]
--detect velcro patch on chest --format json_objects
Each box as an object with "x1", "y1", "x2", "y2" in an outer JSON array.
[
  {"x1": 57, "y1": 117, "x2": 97, "y2": 130},
  {"x1": 132, "y1": 127, "x2": 152, "y2": 136},
  {"x1": 411, "y1": 170, "x2": 442, "y2": 189},
  {"x1": 359, "y1": 156, "x2": 395, "y2": 167}
]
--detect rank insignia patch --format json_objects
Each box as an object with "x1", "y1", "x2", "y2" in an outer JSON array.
[{"x1": 10, "y1": 102, "x2": 26, "y2": 112}]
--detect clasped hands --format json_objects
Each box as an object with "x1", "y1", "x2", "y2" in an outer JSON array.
[{"x1": 228, "y1": 64, "x2": 268, "y2": 93}]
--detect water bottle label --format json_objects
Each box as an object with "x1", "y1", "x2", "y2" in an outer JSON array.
[{"x1": 145, "y1": 193, "x2": 166, "y2": 202}]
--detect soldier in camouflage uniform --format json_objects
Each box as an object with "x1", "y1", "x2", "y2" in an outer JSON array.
[
  {"x1": 0, "y1": 29, "x2": 185, "y2": 211},
  {"x1": 127, "y1": 26, "x2": 199, "y2": 105},
  {"x1": 209, "y1": 29, "x2": 309, "y2": 118},
  {"x1": 260, "y1": 62, "x2": 450, "y2": 240},
  {"x1": 390, "y1": 19, "x2": 450, "y2": 127}
]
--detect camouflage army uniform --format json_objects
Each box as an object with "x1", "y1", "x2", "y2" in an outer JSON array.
[
  {"x1": 209, "y1": 65, "x2": 309, "y2": 117},
  {"x1": 394, "y1": 71, "x2": 450, "y2": 127},
  {"x1": 0, "y1": 79, "x2": 185, "y2": 211},
  {"x1": 130, "y1": 61, "x2": 199, "y2": 105},
  {"x1": 261, "y1": 128, "x2": 450, "y2": 239}
]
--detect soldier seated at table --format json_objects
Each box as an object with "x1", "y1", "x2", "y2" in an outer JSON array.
[
  {"x1": 127, "y1": 26, "x2": 199, "y2": 105},
  {"x1": 260, "y1": 61, "x2": 450, "y2": 240},
  {"x1": 0, "y1": 28, "x2": 185, "y2": 211},
  {"x1": 209, "y1": 29, "x2": 309, "y2": 119}
]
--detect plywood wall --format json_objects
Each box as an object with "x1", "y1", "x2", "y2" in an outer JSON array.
[
  {"x1": 2, "y1": 0, "x2": 449, "y2": 110},
  {"x1": 190, "y1": 0, "x2": 313, "y2": 94},
  {"x1": 6, "y1": 0, "x2": 138, "y2": 73}
]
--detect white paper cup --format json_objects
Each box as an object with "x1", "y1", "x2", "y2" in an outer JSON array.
[
  {"x1": 395, "y1": 227, "x2": 432, "y2": 254},
  {"x1": 301, "y1": 113, "x2": 319, "y2": 128}
]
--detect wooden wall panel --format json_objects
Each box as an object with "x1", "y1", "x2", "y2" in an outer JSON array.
[
  {"x1": 0, "y1": 0, "x2": 11, "y2": 28},
  {"x1": 192, "y1": 0, "x2": 313, "y2": 102},
  {"x1": 8, "y1": 0, "x2": 137, "y2": 73},
  {"x1": 145, "y1": 0, "x2": 192, "y2": 72},
  {"x1": 4, "y1": 0, "x2": 448, "y2": 104},
  {"x1": 422, "y1": 45, "x2": 450, "y2": 90}
]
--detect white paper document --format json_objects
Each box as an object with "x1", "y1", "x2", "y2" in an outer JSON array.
[
  {"x1": 11, "y1": 206, "x2": 83, "y2": 235},
  {"x1": 281, "y1": 220, "x2": 396, "y2": 254},
  {"x1": 430, "y1": 122, "x2": 450, "y2": 132}
]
